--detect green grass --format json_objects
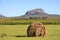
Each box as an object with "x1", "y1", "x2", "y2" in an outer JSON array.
[{"x1": 0, "y1": 25, "x2": 60, "y2": 40}]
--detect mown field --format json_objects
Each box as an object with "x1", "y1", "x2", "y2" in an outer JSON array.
[{"x1": 0, "y1": 25, "x2": 60, "y2": 40}]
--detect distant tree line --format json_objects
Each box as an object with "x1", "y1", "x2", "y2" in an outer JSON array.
[{"x1": 29, "y1": 17, "x2": 47, "y2": 19}]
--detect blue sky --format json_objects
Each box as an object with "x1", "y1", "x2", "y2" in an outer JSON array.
[{"x1": 0, "y1": 0, "x2": 60, "y2": 17}]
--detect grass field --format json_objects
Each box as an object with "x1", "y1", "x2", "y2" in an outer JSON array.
[{"x1": 0, "y1": 25, "x2": 60, "y2": 40}]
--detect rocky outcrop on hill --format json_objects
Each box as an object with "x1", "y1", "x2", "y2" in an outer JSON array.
[{"x1": 25, "y1": 9, "x2": 46, "y2": 15}]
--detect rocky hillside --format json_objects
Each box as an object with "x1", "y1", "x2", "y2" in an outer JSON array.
[{"x1": 19, "y1": 9, "x2": 60, "y2": 19}]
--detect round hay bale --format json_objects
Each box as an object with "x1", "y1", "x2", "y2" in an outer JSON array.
[{"x1": 27, "y1": 23, "x2": 46, "y2": 37}]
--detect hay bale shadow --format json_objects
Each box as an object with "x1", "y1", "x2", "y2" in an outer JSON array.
[
  {"x1": 11, "y1": 35, "x2": 37, "y2": 37},
  {"x1": 15, "y1": 35, "x2": 27, "y2": 37}
]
